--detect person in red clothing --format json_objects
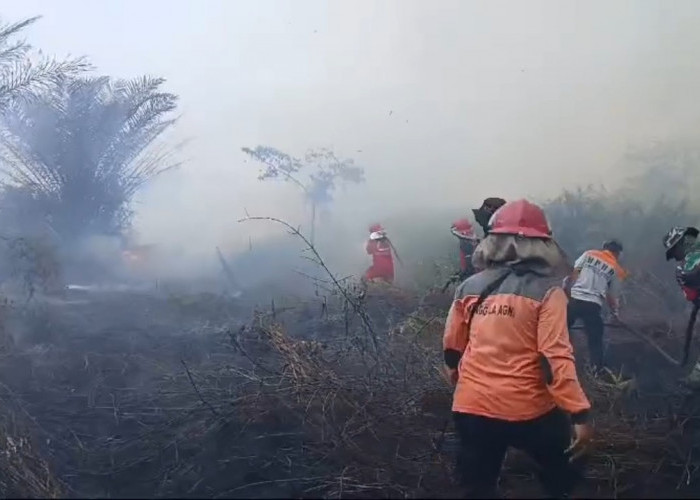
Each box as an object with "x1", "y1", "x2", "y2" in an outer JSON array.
[
  {"x1": 364, "y1": 223, "x2": 395, "y2": 284},
  {"x1": 443, "y1": 199, "x2": 593, "y2": 498},
  {"x1": 450, "y1": 218, "x2": 479, "y2": 281}
]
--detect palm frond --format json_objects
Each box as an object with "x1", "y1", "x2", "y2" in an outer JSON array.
[
  {"x1": 0, "y1": 73, "x2": 180, "y2": 238},
  {"x1": 0, "y1": 55, "x2": 90, "y2": 108},
  {"x1": 0, "y1": 41, "x2": 30, "y2": 66},
  {"x1": 0, "y1": 16, "x2": 91, "y2": 110},
  {"x1": 0, "y1": 16, "x2": 41, "y2": 45}
]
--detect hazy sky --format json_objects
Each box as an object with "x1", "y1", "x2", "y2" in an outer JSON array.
[{"x1": 3, "y1": 0, "x2": 700, "y2": 258}]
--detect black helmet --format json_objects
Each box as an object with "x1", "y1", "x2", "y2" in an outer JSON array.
[
  {"x1": 663, "y1": 226, "x2": 699, "y2": 260},
  {"x1": 603, "y1": 239, "x2": 623, "y2": 254},
  {"x1": 481, "y1": 197, "x2": 507, "y2": 212}
]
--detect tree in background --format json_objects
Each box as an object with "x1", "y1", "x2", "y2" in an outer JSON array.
[
  {"x1": 0, "y1": 16, "x2": 88, "y2": 111},
  {"x1": 0, "y1": 75, "x2": 180, "y2": 241},
  {"x1": 242, "y1": 146, "x2": 365, "y2": 244}
]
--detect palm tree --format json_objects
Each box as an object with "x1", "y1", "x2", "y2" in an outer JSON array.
[
  {"x1": 0, "y1": 75, "x2": 180, "y2": 240},
  {"x1": 0, "y1": 16, "x2": 88, "y2": 111}
]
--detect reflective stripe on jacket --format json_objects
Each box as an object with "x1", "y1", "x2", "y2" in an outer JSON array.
[{"x1": 443, "y1": 267, "x2": 591, "y2": 421}]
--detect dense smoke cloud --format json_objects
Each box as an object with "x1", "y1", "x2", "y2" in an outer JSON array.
[{"x1": 4, "y1": 0, "x2": 700, "y2": 285}]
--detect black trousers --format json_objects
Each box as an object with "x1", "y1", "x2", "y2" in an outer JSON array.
[
  {"x1": 566, "y1": 298, "x2": 605, "y2": 368},
  {"x1": 453, "y1": 408, "x2": 580, "y2": 498}
]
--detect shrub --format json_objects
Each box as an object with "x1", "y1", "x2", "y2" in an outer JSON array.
[{"x1": 0, "y1": 235, "x2": 62, "y2": 299}]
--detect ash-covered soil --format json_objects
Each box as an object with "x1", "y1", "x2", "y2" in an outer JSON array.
[{"x1": 0, "y1": 284, "x2": 698, "y2": 498}]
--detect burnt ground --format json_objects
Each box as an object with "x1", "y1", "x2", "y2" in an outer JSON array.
[{"x1": 0, "y1": 283, "x2": 698, "y2": 498}]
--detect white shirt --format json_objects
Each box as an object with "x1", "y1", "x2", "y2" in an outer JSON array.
[{"x1": 569, "y1": 250, "x2": 621, "y2": 306}]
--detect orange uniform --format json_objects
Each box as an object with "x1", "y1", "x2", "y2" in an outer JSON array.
[
  {"x1": 443, "y1": 268, "x2": 591, "y2": 422},
  {"x1": 443, "y1": 199, "x2": 591, "y2": 498}
]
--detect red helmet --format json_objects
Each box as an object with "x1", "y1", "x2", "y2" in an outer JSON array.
[
  {"x1": 450, "y1": 219, "x2": 475, "y2": 239},
  {"x1": 369, "y1": 223, "x2": 384, "y2": 233},
  {"x1": 487, "y1": 199, "x2": 552, "y2": 239}
]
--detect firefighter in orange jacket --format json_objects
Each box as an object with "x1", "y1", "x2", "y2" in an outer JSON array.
[
  {"x1": 364, "y1": 223, "x2": 395, "y2": 284},
  {"x1": 442, "y1": 199, "x2": 593, "y2": 498}
]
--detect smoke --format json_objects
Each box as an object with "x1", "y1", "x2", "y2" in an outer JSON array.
[{"x1": 4, "y1": 0, "x2": 700, "y2": 290}]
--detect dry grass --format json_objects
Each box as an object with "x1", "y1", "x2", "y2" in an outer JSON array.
[
  {"x1": 222, "y1": 296, "x2": 454, "y2": 498},
  {"x1": 0, "y1": 242, "x2": 697, "y2": 498},
  {"x1": 224, "y1": 277, "x2": 700, "y2": 498},
  {"x1": 0, "y1": 282, "x2": 696, "y2": 498},
  {"x1": 0, "y1": 391, "x2": 63, "y2": 498}
]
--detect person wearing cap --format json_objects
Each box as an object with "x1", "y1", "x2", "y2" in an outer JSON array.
[
  {"x1": 455, "y1": 198, "x2": 507, "y2": 244},
  {"x1": 664, "y1": 226, "x2": 700, "y2": 306},
  {"x1": 442, "y1": 199, "x2": 593, "y2": 498},
  {"x1": 471, "y1": 197, "x2": 507, "y2": 236},
  {"x1": 364, "y1": 223, "x2": 395, "y2": 284},
  {"x1": 443, "y1": 198, "x2": 507, "y2": 289},
  {"x1": 563, "y1": 240, "x2": 627, "y2": 372},
  {"x1": 663, "y1": 226, "x2": 700, "y2": 388}
]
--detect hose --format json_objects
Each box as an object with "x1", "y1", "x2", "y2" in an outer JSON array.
[{"x1": 571, "y1": 320, "x2": 682, "y2": 366}]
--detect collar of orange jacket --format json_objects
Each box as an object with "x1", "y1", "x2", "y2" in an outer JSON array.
[{"x1": 586, "y1": 249, "x2": 628, "y2": 280}]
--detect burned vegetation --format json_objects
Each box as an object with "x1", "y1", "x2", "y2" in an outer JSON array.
[
  {"x1": 0, "y1": 236, "x2": 699, "y2": 499},
  {"x1": 1, "y1": 189, "x2": 700, "y2": 499}
]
